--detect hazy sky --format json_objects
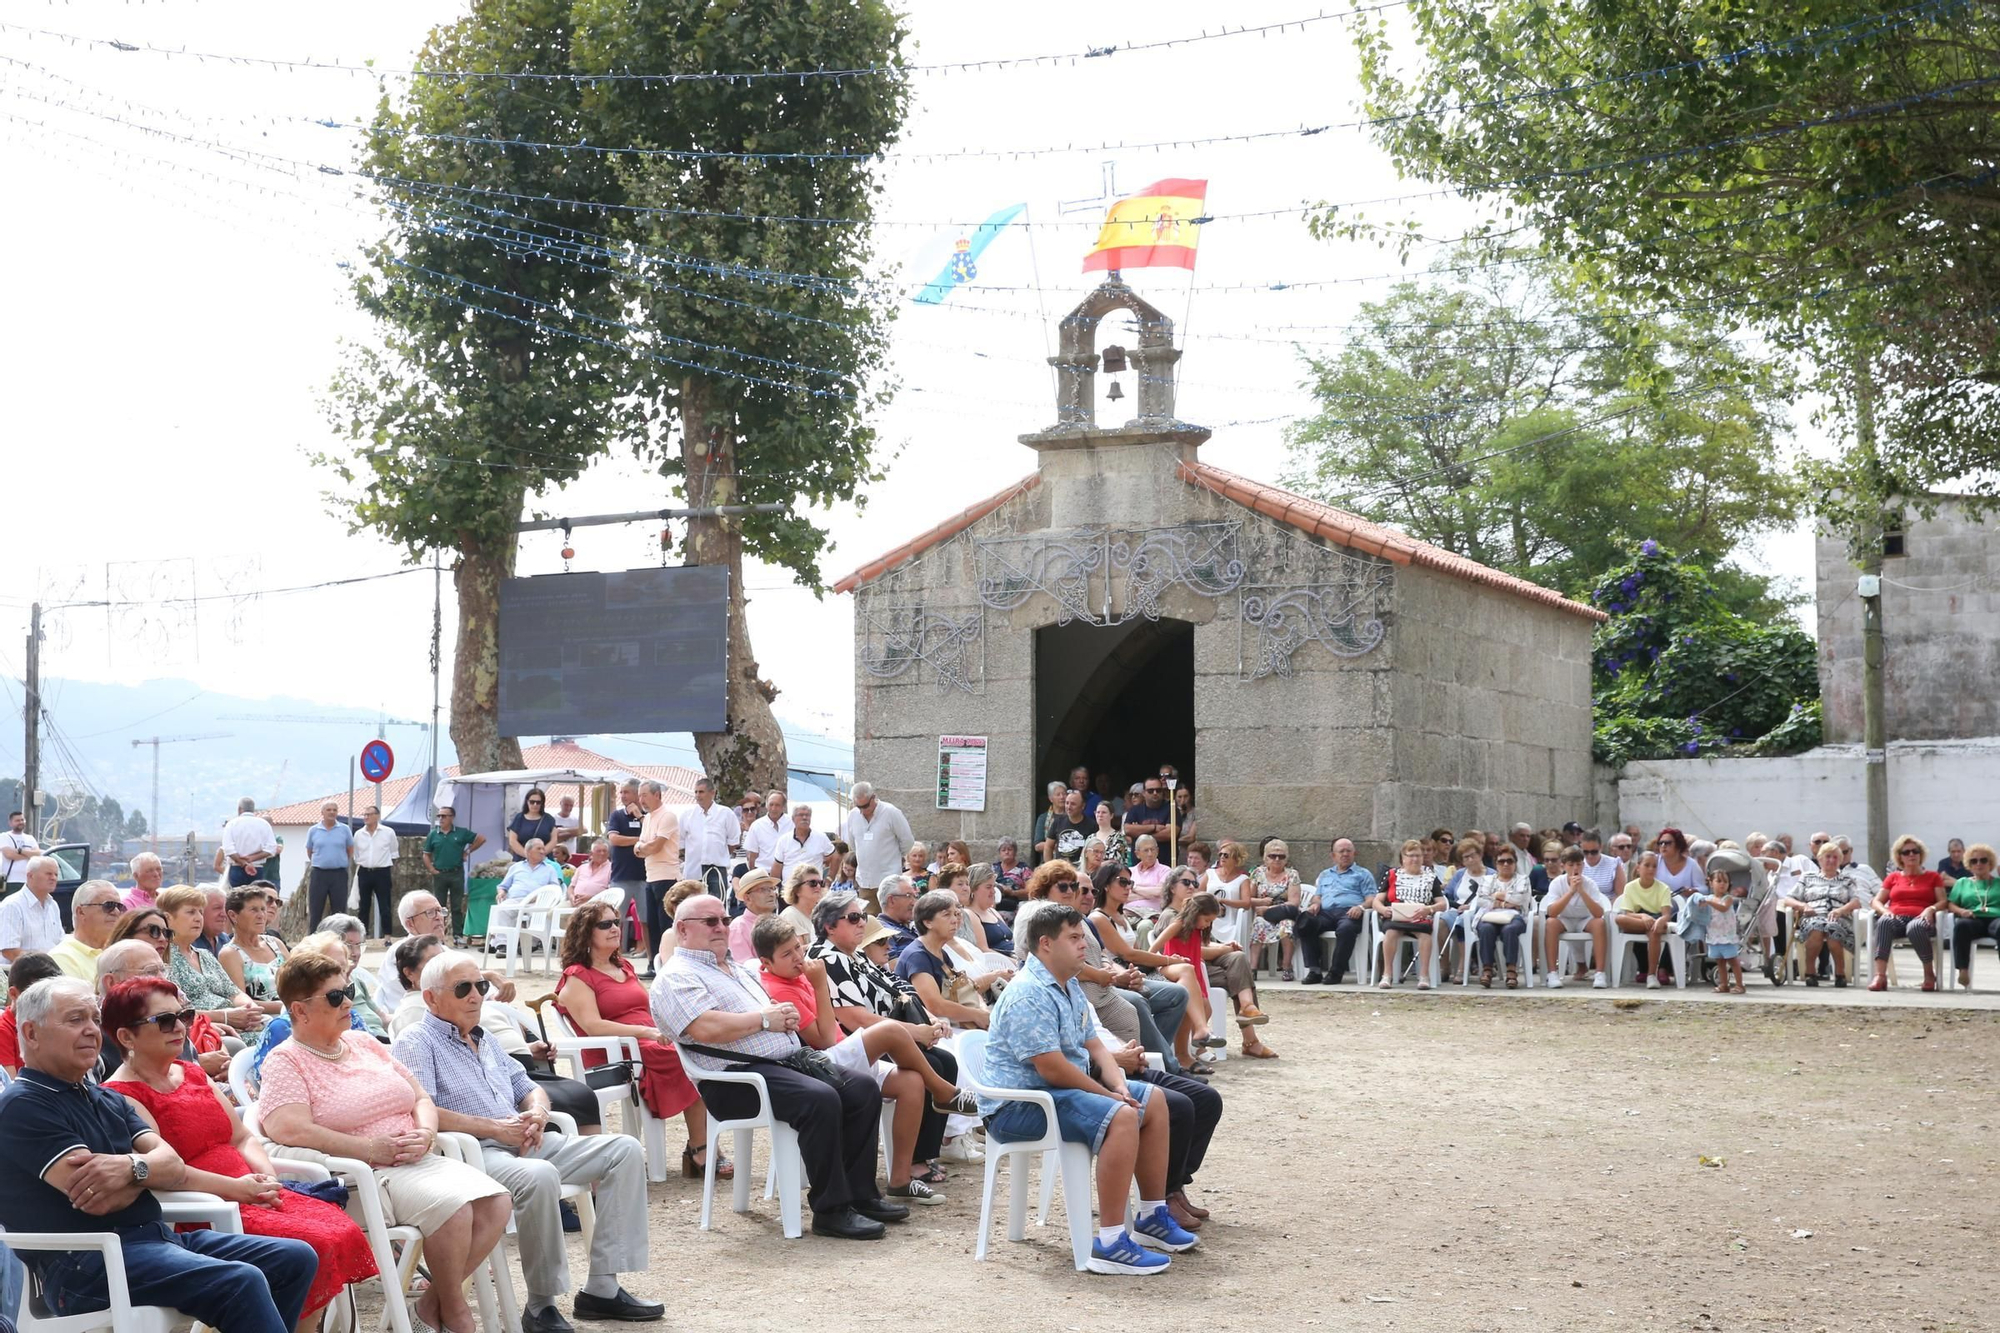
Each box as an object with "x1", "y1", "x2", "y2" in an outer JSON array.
[{"x1": 0, "y1": 0, "x2": 1820, "y2": 763}]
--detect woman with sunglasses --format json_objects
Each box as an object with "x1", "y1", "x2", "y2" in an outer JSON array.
[
  {"x1": 158, "y1": 885, "x2": 263, "y2": 1034},
  {"x1": 111, "y1": 906, "x2": 175, "y2": 961},
  {"x1": 248, "y1": 934, "x2": 378, "y2": 1081},
  {"x1": 556, "y1": 902, "x2": 715, "y2": 1177},
  {"x1": 506, "y1": 787, "x2": 557, "y2": 861},
  {"x1": 779, "y1": 861, "x2": 829, "y2": 943},
  {"x1": 102, "y1": 976, "x2": 378, "y2": 1333},
  {"x1": 1869, "y1": 833, "x2": 1949, "y2": 991},
  {"x1": 258, "y1": 952, "x2": 511, "y2": 1333},
  {"x1": 1248, "y1": 839, "x2": 1303, "y2": 980},
  {"x1": 1945, "y1": 842, "x2": 2000, "y2": 987}
]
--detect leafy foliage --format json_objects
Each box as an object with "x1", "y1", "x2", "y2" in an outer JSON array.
[
  {"x1": 1280, "y1": 255, "x2": 1801, "y2": 615},
  {"x1": 1340, "y1": 0, "x2": 2000, "y2": 519},
  {"x1": 1587, "y1": 542, "x2": 1820, "y2": 763}
]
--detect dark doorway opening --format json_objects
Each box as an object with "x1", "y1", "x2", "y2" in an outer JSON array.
[{"x1": 1034, "y1": 618, "x2": 1195, "y2": 809}]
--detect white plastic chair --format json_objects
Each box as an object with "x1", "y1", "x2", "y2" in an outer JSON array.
[
  {"x1": 1608, "y1": 917, "x2": 1688, "y2": 989},
  {"x1": 1938, "y1": 915, "x2": 1997, "y2": 991},
  {"x1": 1544, "y1": 910, "x2": 1604, "y2": 984},
  {"x1": 1456, "y1": 910, "x2": 1533, "y2": 985},
  {"x1": 437, "y1": 1122, "x2": 592, "y2": 1333},
  {"x1": 543, "y1": 887, "x2": 626, "y2": 965},
  {"x1": 539, "y1": 1002, "x2": 668, "y2": 1181},
  {"x1": 7, "y1": 1205, "x2": 232, "y2": 1333},
  {"x1": 484, "y1": 883, "x2": 566, "y2": 978},
  {"x1": 677, "y1": 1049, "x2": 805, "y2": 1239},
  {"x1": 957, "y1": 1028, "x2": 1103, "y2": 1272},
  {"x1": 1369, "y1": 913, "x2": 1442, "y2": 989}
]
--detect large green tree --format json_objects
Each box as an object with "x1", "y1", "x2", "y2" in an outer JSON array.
[
  {"x1": 571, "y1": 0, "x2": 910, "y2": 798},
  {"x1": 1340, "y1": 0, "x2": 2000, "y2": 521},
  {"x1": 1281, "y1": 256, "x2": 1799, "y2": 613},
  {"x1": 321, "y1": 0, "x2": 636, "y2": 772}
]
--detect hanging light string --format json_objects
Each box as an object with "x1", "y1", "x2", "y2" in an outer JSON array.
[{"x1": 0, "y1": 3, "x2": 1405, "y2": 83}]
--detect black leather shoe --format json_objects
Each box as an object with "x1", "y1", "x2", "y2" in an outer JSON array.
[
  {"x1": 522, "y1": 1306, "x2": 577, "y2": 1333},
  {"x1": 572, "y1": 1288, "x2": 664, "y2": 1322},
  {"x1": 852, "y1": 1196, "x2": 910, "y2": 1224},
  {"x1": 810, "y1": 1207, "x2": 887, "y2": 1240},
  {"x1": 1302, "y1": 970, "x2": 1326, "y2": 985}
]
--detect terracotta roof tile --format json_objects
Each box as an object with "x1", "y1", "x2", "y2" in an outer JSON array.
[
  {"x1": 1179, "y1": 460, "x2": 1605, "y2": 622},
  {"x1": 263, "y1": 740, "x2": 703, "y2": 825},
  {"x1": 831, "y1": 473, "x2": 1040, "y2": 593}
]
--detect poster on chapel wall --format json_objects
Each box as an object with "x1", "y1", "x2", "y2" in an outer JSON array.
[{"x1": 936, "y1": 735, "x2": 988, "y2": 811}]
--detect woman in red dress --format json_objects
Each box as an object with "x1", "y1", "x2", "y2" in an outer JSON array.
[
  {"x1": 554, "y1": 901, "x2": 726, "y2": 1178},
  {"x1": 100, "y1": 977, "x2": 377, "y2": 1333}
]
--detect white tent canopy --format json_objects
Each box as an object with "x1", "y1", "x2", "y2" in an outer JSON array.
[{"x1": 432, "y1": 767, "x2": 641, "y2": 868}]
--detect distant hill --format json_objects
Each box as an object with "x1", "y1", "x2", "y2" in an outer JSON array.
[{"x1": 22, "y1": 677, "x2": 851, "y2": 841}]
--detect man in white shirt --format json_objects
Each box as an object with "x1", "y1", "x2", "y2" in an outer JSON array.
[
  {"x1": 768, "y1": 805, "x2": 834, "y2": 882},
  {"x1": 1541, "y1": 847, "x2": 1610, "y2": 989},
  {"x1": 352, "y1": 804, "x2": 401, "y2": 941},
  {"x1": 220, "y1": 797, "x2": 279, "y2": 888},
  {"x1": 676, "y1": 777, "x2": 739, "y2": 897},
  {"x1": 550, "y1": 794, "x2": 584, "y2": 856},
  {"x1": 841, "y1": 782, "x2": 913, "y2": 894},
  {"x1": 0, "y1": 855, "x2": 65, "y2": 961},
  {"x1": 1, "y1": 809, "x2": 41, "y2": 898},
  {"x1": 741, "y1": 789, "x2": 788, "y2": 878}
]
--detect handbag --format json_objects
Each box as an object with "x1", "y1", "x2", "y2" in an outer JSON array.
[
  {"x1": 1390, "y1": 901, "x2": 1432, "y2": 924},
  {"x1": 1481, "y1": 909, "x2": 1520, "y2": 926}
]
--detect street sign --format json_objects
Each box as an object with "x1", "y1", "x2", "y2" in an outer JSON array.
[{"x1": 359, "y1": 739, "x2": 395, "y2": 784}]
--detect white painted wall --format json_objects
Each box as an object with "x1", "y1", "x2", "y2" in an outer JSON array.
[{"x1": 1617, "y1": 739, "x2": 2000, "y2": 851}]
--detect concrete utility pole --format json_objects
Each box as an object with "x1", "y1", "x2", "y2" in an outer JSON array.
[
  {"x1": 22, "y1": 602, "x2": 40, "y2": 840},
  {"x1": 1853, "y1": 358, "x2": 1891, "y2": 872}
]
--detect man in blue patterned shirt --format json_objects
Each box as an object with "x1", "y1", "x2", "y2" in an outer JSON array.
[
  {"x1": 980, "y1": 906, "x2": 1197, "y2": 1275},
  {"x1": 395, "y1": 952, "x2": 661, "y2": 1333}
]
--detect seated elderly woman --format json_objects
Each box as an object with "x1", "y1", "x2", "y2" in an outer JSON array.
[
  {"x1": 257, "y1": 951, "x2": 512, "y2": 1333},
  {"x1": 903, "y1": 842, "x2": 932, "y2": 895},
  {"x1": 1127, "y1": 834, "x2": 1175, "y2": 918},
  {"x1": 159, "y1": 885, "x2": 264, "y2": 1035},
  {"x1": 218, "y1": 885, "x2": 288, "y2": 1019},
  {"x1": 964, "y1": 863, "x2": 1016, "y2": 957},
  {"x1": 990, "y1": 837, "x2": 1030, "y2": 909},
  {"x1": 1870, "y1": 833, "x2": 1948, "y2": 991},
  {"x1": 101, "y1": 976, "x2": 378, "y2": 1333},
  {"x1": 778, "y1": 860, "x2": 828, "y2": 942},
  {"x1": 1376, "y1": 839, "x2": 1445, "y2": 991},
  {"x1": 1946, "y1": 843, "x2": 2000, "y2": 986},
  {"x1": 1471, "y1": 845, "x2": 1534, "y2": 988},
  {"x1": 754, "y1": 914, "x2": 976, "y2": 1205},
  {"x1": 1779, "y1": 838, "x2": 1865, "y2": 987},
  {"x1": 893, "y1": 890, "x2": 996, "y2": 1031},
  {"x1": 726, "y1": 870, "x2": 781, "y2": 964}
]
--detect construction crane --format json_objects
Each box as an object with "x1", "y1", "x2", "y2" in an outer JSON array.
[
  {"x1": 129, "y1": 734, "x2": 231, "y2": 857},
  {"x1": 216, "y1": 713, "x2": 430, "y2": 815}
]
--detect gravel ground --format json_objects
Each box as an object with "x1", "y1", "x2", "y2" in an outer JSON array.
[{"x1": 350, "y1": 982, "x2": 1996, "y2": 1333}]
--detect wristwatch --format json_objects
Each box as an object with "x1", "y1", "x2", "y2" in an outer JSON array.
[
  {"x1": 129, "y1": 1154, "x2": 149, "y2": 1184},
  {"x1": 760, "y1": 1012, "x2": 771, "y2": 1031}
]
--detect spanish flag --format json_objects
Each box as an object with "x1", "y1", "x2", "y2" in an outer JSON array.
[{"x1": 1082, "y1": 179, "x2": 1207, "y2": 273}]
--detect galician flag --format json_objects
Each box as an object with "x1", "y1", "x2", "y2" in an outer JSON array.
[
  {"x1": 1082, "y1": 178, "x2": 1207, "y2": 273},
  {"x1": 911, "y1": 203, "x2": 1027, "y2": 304}
]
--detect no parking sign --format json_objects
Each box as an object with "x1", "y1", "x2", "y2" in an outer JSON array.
[{"x1": 359, "y1": 739, "x2": 395, "y2": 783}]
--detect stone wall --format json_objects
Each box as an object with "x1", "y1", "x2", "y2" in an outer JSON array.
[{"x1": 1816, "y1": 498, "x2": 2000, "y2": 742}]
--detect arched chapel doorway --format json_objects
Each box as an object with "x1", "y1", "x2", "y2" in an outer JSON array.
[{"x1": 1033, "y1": 617, "x2": 1195, "y2": 814}]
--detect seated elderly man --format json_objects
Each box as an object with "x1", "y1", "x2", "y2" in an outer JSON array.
[
  {"x1": 395, "y1": 951, "x2": 660, "y2": 1332},
  {"x1": 981, "y1": 905, "x2": 1197, "y2": 1275},
  {"x1": 0, "y1": 977, "x2": 317, "y2": 1333},
  {"x1": 497, "y1": 839, "x2": 566, "y2": 904},
  {"x1": 48, "y1": 880, "x2": 126, "y2": 982},
  {"x1": 376, "y1": 892, "x2": 515, "y2": 1011},
  {"x1": 651, "y1": 894, "x2": 909, "y2": 1241},
  {"x1": 876, "y1": 875, "x2": 920, "y2": 959},
  {"x1": 1, "y1": 855, "x2": 65, "y2": 963},
  {"x1": 94, "y1": 940, "x2": 231, "y2": 1080}
]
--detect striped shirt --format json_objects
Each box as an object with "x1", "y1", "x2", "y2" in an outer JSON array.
[{"x1": 649, "y1": 946, "x2": 799, "y2": 1072}]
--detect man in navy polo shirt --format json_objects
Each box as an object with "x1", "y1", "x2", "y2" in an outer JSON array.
[{"x1": 0, "y1": 977, "x2": 315, "y2": 1333}]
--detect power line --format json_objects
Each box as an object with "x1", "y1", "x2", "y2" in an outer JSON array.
[{"x1": 43, "y1": 566, "x2": 429, "y2": 612}]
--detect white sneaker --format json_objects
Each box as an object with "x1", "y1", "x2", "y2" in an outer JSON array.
[
  {"x1": 1546, "y1": 972, "x2": 1564, "y2": 989},
  {"x1": 1591, "y1": 971, "x2": 1609, "y2": 989},
  {"x1": 1645, "y1": 976, "x2": 1661, "y2": 990},
  {"x1": 939, "y1": 1136, "x2": 984, "y2": 1163}
]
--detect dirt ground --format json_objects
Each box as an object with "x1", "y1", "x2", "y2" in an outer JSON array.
[{"x1": 369, "y1": 986, "x2": 1998, "y2": 1333}]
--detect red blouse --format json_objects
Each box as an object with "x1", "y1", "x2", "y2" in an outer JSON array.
[{"x1": 1881, "y1": 869, "x2": 1943, "y2": 917}]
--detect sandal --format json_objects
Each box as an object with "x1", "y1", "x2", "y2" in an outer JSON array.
[
  {"x1": 1480, "y1": 967, "x2": 1494, "y2": 989},
  {"x1": 1505, "y1": 967, "x2": 1519, "y2": 989},
  {"x1": 1241, "y1": 1042, "x2": 1279, "y2": 1059},
  {"x1": 1730, "y1": 983, "x2": 1746, "y2": 995},
  {"x1": 684, "y1": 1144, "x2": 734, "y2": 1180},
  {"x1": 913, "y1": 1161, "x2": 948, "y2": 1185}
]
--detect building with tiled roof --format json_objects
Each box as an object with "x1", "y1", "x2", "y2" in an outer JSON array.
[{"x1": 837, "y1": 276, "x2": 1600, "y2": 869}]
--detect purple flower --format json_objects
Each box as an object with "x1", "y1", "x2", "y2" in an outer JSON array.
[
  {"x1": 1619, "y1": 577, "x2": 1637, "y2": 595},
  {"x1": 1681, "y1": 741, "x2": 1699, "y2": 755},
  {"x1": 1641, "y1": 539, "x2": 1660, "y2": 556}
]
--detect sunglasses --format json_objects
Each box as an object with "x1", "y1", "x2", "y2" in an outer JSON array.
[
  {"x1": 1496, "y1": 857, "x2": 1516, "y2": 864},
  {"x1": 801, "y1": 878, "x2": 824, "y2": 889},
  {"x1": 86, "y1": 901, "x2": 126, "y2": 915},
  {"x1": 321, "y1": 987, "x2": 356, "y2": 1008},
  {"x1": 138, "y1": 925, "x2": 169, "y2": 940},
  {"x1": 128, "y1": 1008, "x2": 198, "y2": 1034},
  {"x1": 452, "y1": 978, "x2": 493, "y2": 999},
  {"x1": 1266, "y1": 853, "x2": 1287, "y2": 860},
  {"x1": 837, "y1": 910, "x2": 868, "y2": 926},
  {"x1": 593, "y1": 918, "x2": 622, "y2": 932},
  {"x1": 1144, "y1": 787, "x2": 1164, "y2": 794},
  {"x1": 1115, "y1": 876, "x2": 1133, "y2": 887},
  {"x1": 1899, "y1": 848, "x2": 1923, "y2": 857},
  {"x1": 682, "y1": 914, "x2": 726, "y2": 928}
]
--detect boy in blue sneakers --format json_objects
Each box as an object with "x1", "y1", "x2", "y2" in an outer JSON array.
[{"x1": 978, "y1": 894, "x2": 1198, "y2": 1274}]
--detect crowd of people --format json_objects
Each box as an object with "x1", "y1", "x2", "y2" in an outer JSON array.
[{"x1": 0, "y1": 769, "x2": 1991, "y2": 1325}]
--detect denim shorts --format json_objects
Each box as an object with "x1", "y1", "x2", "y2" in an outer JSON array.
[
  {"x1": 1707, "y1": 941, "x2": 1741, "y2": 960},
  {"x1": 985, "y1": 1081, "x2": 1155, "y2": 1154}
]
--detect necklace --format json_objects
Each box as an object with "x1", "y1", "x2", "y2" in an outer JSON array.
[{"x1": 294, "y1": 1034, "x2": 348, "y2": 1060}]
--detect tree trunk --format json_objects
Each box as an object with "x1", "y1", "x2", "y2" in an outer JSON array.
[
  {"x1": 680, "y1": 378, "x2": 788, "y2": 804},
  {"x1": 451, "y1": 530, "x2": 527, "y2": 776}
]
